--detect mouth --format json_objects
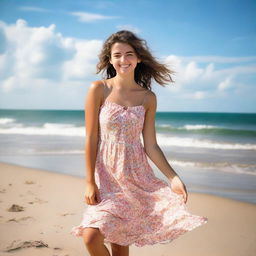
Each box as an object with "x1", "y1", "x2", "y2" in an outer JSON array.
[{"x1": 120, "y1": 64, "x2": 130, "y2": 69}]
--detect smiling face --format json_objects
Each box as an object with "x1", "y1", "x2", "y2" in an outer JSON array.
[{"x1": 109, "y1": 42, "x2": 141, "y2": 76}]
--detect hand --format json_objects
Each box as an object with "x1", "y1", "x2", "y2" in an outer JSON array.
[
  {"x1": 84, "y1": 181, "x2": 100, "y2": 205},
  {"x1": 169, "y1": 175, "x2": 188, "y2": 204}
]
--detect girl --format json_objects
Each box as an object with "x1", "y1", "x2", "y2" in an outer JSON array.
[{"x1": 71, "y1": 30, "x2": 208, "y2": 256}]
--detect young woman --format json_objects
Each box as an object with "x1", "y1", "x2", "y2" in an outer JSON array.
[{"x1": 71, "y1": 30, "x2": 208, "y2": 256}]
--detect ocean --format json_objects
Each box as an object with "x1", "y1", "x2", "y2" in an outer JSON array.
[{"x1": 0, "y1": 109, "x2": 255, "y2": 204}]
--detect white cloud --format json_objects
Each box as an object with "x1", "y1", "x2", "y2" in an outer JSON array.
[
  {"x1": 164, "y1": 54, "x2": 256, "y2": 100},
  {"x1": 63, "y1": 39, "x2": 102, "y2": 80},
  {"x1": 19, "y1": 6, "x2": 51, "y2": 13},
  {"x1": 0, "y1": 19, "x2": 255, "y2": 110},
  {"x1": 183, "y1": 61, "x2": 204, "y2": 82},
  {"x1": 166, "y1": 55, "x2": 205, "y2": 85},
  {"x1": 193, "y1": 91, "x2": 207, "y2": 99},
  {"x1": 178, "y1": 55, "x2": 256, "y2": 63},
  {"x1": 217, "y1": 65, "x2": 256, "y2": 76},
  {"x1": 0, "y1": 19, "x2": 102, "y2": 98},
  {"x1": 218, "y1": 76, "x2": 233, "y2": 91},
  {"x1": 69, "y1": 12, "x2": 119, "y2": 22}
]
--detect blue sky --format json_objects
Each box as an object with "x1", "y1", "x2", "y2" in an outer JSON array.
[{"x1": 0, "y1": 0, "x2": 255, "y2": 112}]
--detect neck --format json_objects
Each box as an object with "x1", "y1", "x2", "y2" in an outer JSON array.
[{"x1": 112, "y1": 74, "x2": 137, "y2": 89}]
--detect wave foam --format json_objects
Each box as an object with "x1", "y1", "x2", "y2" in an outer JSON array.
[
  {"x1": 170, "y1": 159, "x2": 256, "y2": 176},
  {"x1": 0, "y1": 118, "x2": 16, "y2": 124},
  {"x1": 157, "y1": 134, "x2": 256, "y2": 150},
  {"x1": 0, "y1": 122, "x2": 84, "y2": 136},
  {"x1": 183, "y1": 124, "x2": 217, "y2": 130}
]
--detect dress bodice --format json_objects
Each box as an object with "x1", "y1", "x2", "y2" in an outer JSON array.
[{"x1": 99, "y1": 100, "x2": 146, "y2": 145}]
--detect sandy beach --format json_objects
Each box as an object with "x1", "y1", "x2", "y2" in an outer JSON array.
[{"x1": 0, "y1": 161, "x2": 255, "y2": 256}]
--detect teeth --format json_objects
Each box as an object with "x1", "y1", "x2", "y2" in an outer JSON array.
[{"x1": 120, "y1": 65, "x2": 130, "y2": 68}]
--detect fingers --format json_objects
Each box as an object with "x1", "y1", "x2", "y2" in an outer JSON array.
[
  {"x1": 89, "y1": 196, "x2": 97, "y2": 205},
  {"x1": 84, "y1": 194, "x2": 98, "y2": 205},
  {"x1": 183, "y1": 189, "x2": 188, "y2": 204},
  {"x1": 183, "y1": 192, "x2": 187, "y2": 204}
]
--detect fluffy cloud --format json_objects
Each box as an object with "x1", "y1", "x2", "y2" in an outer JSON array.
[
  {"x1": 164, "y1": 54, "x2": 256, "y2": 99},
  {"x1": 218, "y1": 76, "x2": 233, "y2": 91},
  {"x1": 0, "y1": 19, "x2": 255, "y2": 110},
  {"x1": 0, "y1": 19, "x2": 102, "y2": 94}
]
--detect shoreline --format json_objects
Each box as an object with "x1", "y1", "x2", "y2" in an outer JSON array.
[
  {"x1": 0, "y1": 161, "x2": 256, "y2": 255},
  {"x1": 1, "y1": 157, "x2": 255, "y2": 204}
]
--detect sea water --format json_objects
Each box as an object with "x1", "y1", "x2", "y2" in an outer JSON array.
[{"x1": 0, "y1": 109, "x2": 255, "y2": 204}]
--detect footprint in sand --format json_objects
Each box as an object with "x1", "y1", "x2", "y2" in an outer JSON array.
[
  {"x1": 0, "y1": 188, "x2": 6, "y2": 193},
  {"x1": 28, "y1": 197, "x2": 48, "y2": 204},
  {"x1": 53, "y1": 246, "x2": 62, "y2": 250},
  {"x1": 24, "y1": 180, "x2": 36, "y2": 185},
  {"x1": 26, "y1": 190, "x2": 35, "y2": 195},
  {"x1": 4, "y1": 240, "x2": 48, "y2": 252},
  {"x1": 60, "y1": 213, "x2": 75, "y2": 217},
  {"x1": 7, "y1": 216, "x2": 34, "y2": 223},
  {"x1": 7, "y1": 204, "x2": 25, "y2": 212}
]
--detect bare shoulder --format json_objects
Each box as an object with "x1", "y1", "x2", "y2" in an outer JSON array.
[
  {"x1": 89, "y1": 79, "x2": 104, "y2": 91},
  {"x1": 146, "y1": 90, "x2": 156, "y2": 99},
  {"x1": 145, "y1": 90, "x2": 157, "y2": 110},
  {"x1": 84, "y1": 80, "x2": 105, "y2": 109},
  {"x1": 86, "y1": 80, "x2": 104, "y2": 99}
]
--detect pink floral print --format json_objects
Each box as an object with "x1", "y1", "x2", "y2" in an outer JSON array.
[{"x1": 70, "y1": 99, "x2": 208, "y2": 247}]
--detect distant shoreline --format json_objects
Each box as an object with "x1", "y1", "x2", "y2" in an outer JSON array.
[{"x1": 1, "y1": 108, "x2": 256, "y2": 113}]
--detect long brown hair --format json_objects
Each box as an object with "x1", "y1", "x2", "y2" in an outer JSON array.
[{"x1": 96, "y1": 30, "x2": 175, "y2": 90}]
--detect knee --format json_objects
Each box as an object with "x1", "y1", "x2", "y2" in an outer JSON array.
[
  {"x1": 111, "y1": 243, "x2": 129, "y2": 255},
  {"x1": 82, "y1": 228, "x2": 103, "y2": 245}
]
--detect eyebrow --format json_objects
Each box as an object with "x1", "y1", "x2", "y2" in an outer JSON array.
[{"x1": 112, "y1": 51, "x2": 134, "y2": 55}]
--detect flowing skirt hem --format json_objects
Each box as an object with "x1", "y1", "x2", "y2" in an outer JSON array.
[{"x1": 70, "y1": 216, "x2": 208, "y2": 247}]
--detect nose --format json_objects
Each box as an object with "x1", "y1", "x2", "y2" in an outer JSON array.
[{"x1": 120, "y1": 55, "x2": 128, "y2": 62}]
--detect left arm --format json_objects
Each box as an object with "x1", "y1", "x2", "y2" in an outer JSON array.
[{"x1": 142, "y1": 91, "x2": 188, "y2": 203}]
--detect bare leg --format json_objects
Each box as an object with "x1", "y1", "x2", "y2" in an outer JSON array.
[
  {"x1": 111, "y1": 243, "x2": 129, "y2": 256},
  {"x1": 82, "y1": 227, "x2": 111, "y2": 256}
]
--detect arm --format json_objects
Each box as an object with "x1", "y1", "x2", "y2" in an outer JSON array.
[
  {"x1": 142, "y1": 92, "x2": 178, "y2": 181},
  {"x1": 83, "y1": 81, "x2": 102, "y2": 205},
  {"x1": 142, "y1": 92, "x2": 188, "y2": 203}
]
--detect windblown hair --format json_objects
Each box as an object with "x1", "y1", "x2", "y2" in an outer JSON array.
[{"x1": 96, "y1": 30, "x2": 175, "y2": 90}]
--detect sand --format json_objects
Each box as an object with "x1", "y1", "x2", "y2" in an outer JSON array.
[{"x1": 0, "y1": 161, "x2": 255, "y2": 256}]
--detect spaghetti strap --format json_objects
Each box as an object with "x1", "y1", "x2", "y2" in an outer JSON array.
[
  {"x1": 141, "y1": 90, "x2": 150, "y2": 106},
  {"x1": 102, "y1": 80, "x2": 107, "y2": 102}
]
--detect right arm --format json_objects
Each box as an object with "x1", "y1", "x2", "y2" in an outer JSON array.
[{"x1": 84, "y1": 81, "x2": 103, "y2": 205}]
